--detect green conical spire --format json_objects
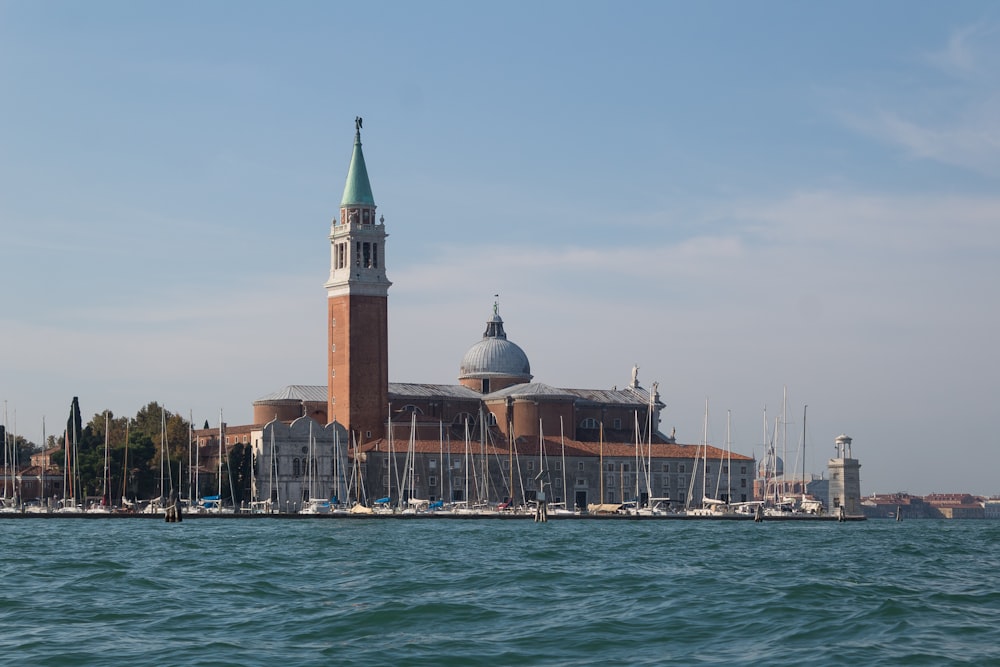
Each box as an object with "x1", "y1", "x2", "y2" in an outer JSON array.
[{"x1": 340, "y1": 117, "x2": 375, "y2": 207}]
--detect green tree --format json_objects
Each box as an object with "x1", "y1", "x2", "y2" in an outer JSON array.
[
  {"x1": 227, "y1": 444, "x2": 254, "y2": 506},
  {"x1": 50, "y1": 401, "x2": 193, "y2": 504}
]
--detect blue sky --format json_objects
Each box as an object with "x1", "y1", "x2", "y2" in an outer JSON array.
[{"x1": 2, "y1": 1, "x2": 999, "y2": 495}]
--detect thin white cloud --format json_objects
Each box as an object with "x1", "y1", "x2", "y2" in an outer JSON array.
[
  {"x1": 838, "y1": 22, "x2": 1000, "y2": 177},
  {"x1": 925, "y1": 22, "x2": 1000, "y2": 81}
]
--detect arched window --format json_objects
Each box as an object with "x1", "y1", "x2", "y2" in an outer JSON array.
[
  {"x1": 293, "y1": 458, "x2": 301, "y2": 478},
  {"x1": 580, "y1": 417, "x2": 598, "y2": 429},
  {"x1": 453, "y1": 412, "x2": 475, "y2": 427}
]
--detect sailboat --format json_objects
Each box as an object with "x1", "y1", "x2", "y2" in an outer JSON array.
[
  {"x1": 85, "y1": 413, "x2": 113, "y2": 513},
  {"x1": 300, "y1": 421, "x2": 331, "y2": 514},
  {"x1": 1, "y1": 405, "x2": 20, "y2": 513},
  {"x1": 141, "y1": 409, "x2": 171, "y2": 514},
  {"x1": 547, "y1": 416, "x2": 576, "y2": 516},
  {"x1": 56, "y1": 399, "x2": 83, "y2": 513}
]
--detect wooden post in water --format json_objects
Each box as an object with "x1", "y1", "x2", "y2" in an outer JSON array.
[{"x1": 165, "y1": 488, "x2": 183, "y2": 523}]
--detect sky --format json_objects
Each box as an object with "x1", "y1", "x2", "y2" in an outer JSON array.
[{"x1": 2, "y1": 1, "x2": 999, "y2": 496}]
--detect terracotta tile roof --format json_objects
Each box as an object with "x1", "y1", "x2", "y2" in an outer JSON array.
[{"x1": 359, "y1": 433, "x2": 752, "y2": 461}]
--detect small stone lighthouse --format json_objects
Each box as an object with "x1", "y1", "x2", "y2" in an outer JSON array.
[{"x1": 828, "y1": 434, "x2": 862, "y2": 516}]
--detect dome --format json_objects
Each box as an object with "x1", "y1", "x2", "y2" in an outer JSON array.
[
  {"x1": 758, "y1": 456, "x2": 784, "y2": 478},
  {"x1": 459, "y1": 307, "x2": 532, "y2": 382},
  {"x1": 460, "y1": 337, "x2": 532, "y2": 379}
]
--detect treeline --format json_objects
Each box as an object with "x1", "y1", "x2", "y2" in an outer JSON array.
[{"x1": 44, "y1": 400, "x2": 253, "y2": 504}]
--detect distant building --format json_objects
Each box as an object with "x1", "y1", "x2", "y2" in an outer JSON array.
[
  {"x1": 861, "y1": 492, "x2": 991, "y2": 519},
  {"x1": 984, "y1": 499, "x2": 1000, "y2": 519}
]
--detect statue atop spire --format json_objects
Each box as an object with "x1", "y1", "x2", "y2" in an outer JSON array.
[{"x1": 355, "y1": 116, "x2": 363, "y2": 132}]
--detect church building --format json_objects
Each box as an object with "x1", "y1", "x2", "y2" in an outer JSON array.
[{"x1": 196, "y1": 119, "x2": 755, "y2": 512}]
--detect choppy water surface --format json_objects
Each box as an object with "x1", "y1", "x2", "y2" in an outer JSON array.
[{"x1": 1, "y1": 518, "x2": 998, "y2": 666}]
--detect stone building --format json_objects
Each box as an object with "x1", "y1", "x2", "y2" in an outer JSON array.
[
  {"x1": 197, "y1": 119, "x2": 756, "y2": 510},
  {"x1": 828, "y1": 434, "x2": 862, "y2": 516}
]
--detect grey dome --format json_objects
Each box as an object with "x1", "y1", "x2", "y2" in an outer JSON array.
[{"x1": 459, "y1": 309, "x2": 532, "y2": 381}]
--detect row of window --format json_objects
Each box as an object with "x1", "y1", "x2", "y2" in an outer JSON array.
[
  {"x1": 385, "y1": 410, "x2": 648, "y2": 433},
  {"x1": 378, "y1": 457, "x2": 749, "y2": 477}
]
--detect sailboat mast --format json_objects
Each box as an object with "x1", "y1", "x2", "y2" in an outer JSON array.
[
  {"x1": 508, "y1": 421, "x2": 513, "y2": 505},
  {"x1": 121, "y1": 420, "x2": 129, "y2": 505},
  {"x1": 194, "y1": 421, "x2": 199, "y2": 507},
  {"x1": 269, "y1": 427, "x2": 278, "y2": 512},
  {"x1": 464, "y1": 418, "x2": 470, "y2": 505},
  {"x1": 560, "y1": 416, "x2": 567, "y2": 509},
  {"x1": 188, "y1": 410, "x2": 193, "y2": 505},
  {"x1": 726, "y1": 410, "x2": 733, "y2": 503},
  {"x1": 599, "y1": 422, "x2": 604, "y2": 505},
  {"x1": 218, "y1": 409, "x2": 223, "y2": 514},
  {"x1": 634, "y1": 411, "x2": 640, "y2": 506},
  {"x1": 782, "y1": 387, "x2": 788, "y2": 501},
  {"x1": 2, "y1": 401, "x2": 8, "y2": 501},
  {"x1": 41, "y1": 416, "x2": 46, "y2": 504},
  {"x1": 102, "y1": 413, "x2": 109, "y2": 505},
  {"x1": 159, "y1": 408, "x2": 166, "y2": 501},
  {"x1": 439, "y1": 421, "x2": 444, "y2": 505},
  {"x1": 801, "y1": 405, "x2": 808, "y2": 500},
  {"x1": 539, "y1": 418, "x2": 544, "y2": 505},
  {"x1": 703, "y1": 400, "x2": 708, "y2": 504},
  {"x1": 387, "y1": 406, "x2": 394, "y2": 506}
]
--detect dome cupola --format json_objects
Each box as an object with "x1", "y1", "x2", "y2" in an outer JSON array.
[{"x1": 459, "y1": 301, "x2": 532, "y2": 394}]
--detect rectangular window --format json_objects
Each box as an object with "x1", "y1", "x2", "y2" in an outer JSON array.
[
  {"x1": 527, "y1": 461, "x2": 534, "y2": 471},
  {"x1": 741, "y1": 466, "x2": 747, "y2": 474},
  {"x1": 373, "y1": 243, "x2": 378, "y2": 268},
  {"x1": 453, "y1": 460, "x2": 462, "y2": 470},
  {"x1": 662, "y1": 463, "x2": 670, "y2": 472},
  {"x1": 679, "y1": 464, "x2": 686, "y2": 473},
  {"x1": 555, "y1": 461, "x2": 562, "y2": 471},
  {"x1": 578, "y1": 462, "x2": 585, "y2": 471},
  {"x1": 613, "y1": 418, "x2": 622, "y2": 429},
  {"x1": 741, "y1": 478, "x2": 747, "y2": 488},
  {"x1": 429, "y1": 459, "x2": 437, "y2": 469}
]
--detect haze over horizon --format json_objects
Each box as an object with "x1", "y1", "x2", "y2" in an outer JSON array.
[{"x1": 2, "y1": 2, "x2": 999, "y2": 497}]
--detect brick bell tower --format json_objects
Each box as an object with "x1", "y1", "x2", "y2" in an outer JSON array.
[{"x1": 325, "y1": 117, "x2": 391, "y2": 442}]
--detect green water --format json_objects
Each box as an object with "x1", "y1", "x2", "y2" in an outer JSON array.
[{"x1": 1, "y1": 518, "x2": 998, "y2": 666}]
